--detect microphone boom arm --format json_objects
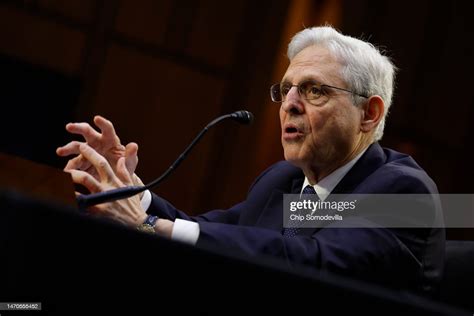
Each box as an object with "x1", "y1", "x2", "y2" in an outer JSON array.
[{"x1": 76, "y1": 111, "x2": 252, "y2": 210}]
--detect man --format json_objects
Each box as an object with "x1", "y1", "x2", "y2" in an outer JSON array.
[{"x1": 57, "y1": 26, "x2": 444, "y2": 295}]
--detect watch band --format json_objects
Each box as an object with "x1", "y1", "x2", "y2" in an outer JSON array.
[{"x1": 137, "y1": 215, "x2": 159, "y2": 234}]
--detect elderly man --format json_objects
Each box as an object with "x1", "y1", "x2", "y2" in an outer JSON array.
[{"x1": 57, "y1": 26, "x2": 444, "y2": 295}]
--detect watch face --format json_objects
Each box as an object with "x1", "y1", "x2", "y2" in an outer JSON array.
[{"x1": 145, "y1": 215, "x2": 159, "y2": 226}]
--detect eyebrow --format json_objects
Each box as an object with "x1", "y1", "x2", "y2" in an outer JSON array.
[{"x1": 280, "y1": 75, "x2": 324, "y2": 85}]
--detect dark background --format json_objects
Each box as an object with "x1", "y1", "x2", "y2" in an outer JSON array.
[{"x1": 1, "y1": 0, "x2": 472, "y2": 238}]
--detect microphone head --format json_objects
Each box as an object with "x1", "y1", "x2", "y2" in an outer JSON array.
[{"x1": 231, "y1": 110, "x2": 254, "y2": 125}]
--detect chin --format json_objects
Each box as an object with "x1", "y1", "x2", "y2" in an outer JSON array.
[{"x1": 283, "y1": 151, "x2": 303, "y2": 168}]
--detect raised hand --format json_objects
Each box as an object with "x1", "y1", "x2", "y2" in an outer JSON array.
[
  {"x1": 66, "y1": 143, "x2": 146, "y2": 226},
  {"x1": 57, "y1": 115, "x2": 139, "y2": 182}
]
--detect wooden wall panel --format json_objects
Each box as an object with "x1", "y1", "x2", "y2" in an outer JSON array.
[
  {"x1": 185, "y1": 0, "x2": 247, "y2": 68},
  {"x1": 114, "y1": 0, "x2": 172, "y2": 47},
  {"x1": 0, "y1": 5, "x2": 85, "y2": 75},
  {"x1": 192, "y1": 0, "x2": 290, "y2": 210},
  {"x1": 36, "y1": 0, "x2": 95, "y2": 23},
  {"x1": 92, "y1": 44, "x2": 226, "y2": 212},
  {"x1": 0, "y1": 0, "x2": 291, "y2": 212},
  {"x1": 409, "y1": 12, "x2": 473, "y2": 149},
  {"x1": 341, "y1": 0, "x2": 474, "y2": 195}
]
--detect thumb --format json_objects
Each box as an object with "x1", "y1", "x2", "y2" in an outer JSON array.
[
  {"x1": 125, "y1": 142, "x2": 139, "y2": 175},
  {"x1": 116, "y1": 157, "x2": 132, "y2": 184}
]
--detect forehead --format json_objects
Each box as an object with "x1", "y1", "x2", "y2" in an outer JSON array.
[{"x1": 283, "y1": 45, "x2": 343, "y2": 84}]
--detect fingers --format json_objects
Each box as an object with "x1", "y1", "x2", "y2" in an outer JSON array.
[
  {"x1": 56, "y1": 141, "x2": 84, "y2": 157},
  {"x1": 94, "y1": 115, "x2": 119, "y2": 144},
  {"x1": 64, "y1": 155, "x2": 88, "y2": 171},
  {"x1": 67, "y1": 169, "x2": 102, "y2": 193},
  {"x1": 63, "y1": 154, "x2": 101, "y2": 181},
  {"x1": 66, "y1": 122, "x2": 101, "y2": 144},
  {"x1": 125, "y1": 142, "x2": 138, "y2": 175},
  {"x1": 79, "y1": 143, "x2": 115, "y2": 181},
  {"x1": 116, "y1": 157, "x2": 132, "y2": 184}
]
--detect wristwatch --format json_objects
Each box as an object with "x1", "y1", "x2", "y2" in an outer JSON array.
[{"x1": 137, "y1": 215, "x2": 159, "y2": 234}]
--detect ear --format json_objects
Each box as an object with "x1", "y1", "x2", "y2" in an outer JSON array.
[{"x1": 360, "y1": 95, "x2": 384, "y2": 133}]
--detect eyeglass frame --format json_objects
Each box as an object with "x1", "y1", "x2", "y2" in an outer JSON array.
[{"x1": 270, "y1": 80, "x2": 369, "y2": 104}]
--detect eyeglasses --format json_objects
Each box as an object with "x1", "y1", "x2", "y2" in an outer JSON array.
[{"x1": 270, "y1": 80, "x2": 369, "y2": 104}]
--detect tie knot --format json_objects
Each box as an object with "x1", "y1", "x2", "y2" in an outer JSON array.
[{"x1": 302, "y1": 185, "x2": 316, "y2": 195}]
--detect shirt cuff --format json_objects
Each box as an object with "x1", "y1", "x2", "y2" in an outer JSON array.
[
  {"x1": 171, "y1": 219, "x2": 200, "y2": 246},
  {"x1": 141, "y1": 189, "x2": 152, "y2": 212}
]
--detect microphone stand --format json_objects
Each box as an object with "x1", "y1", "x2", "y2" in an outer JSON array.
[{"x1": 76, "y1": 111, "x2": 253, "y2": 210}]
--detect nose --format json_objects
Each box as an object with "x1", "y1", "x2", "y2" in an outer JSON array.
[{"x1": 281, "y1": 86, "x2": 304, "y2": 114}]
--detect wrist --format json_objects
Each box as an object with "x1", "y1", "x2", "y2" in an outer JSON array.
[
  {"x1": 136, "y1": 215, "x2": 158, "y2": 234},
  {"x1": 154, "y1": 219, "x2": 173, "y2": 238}
]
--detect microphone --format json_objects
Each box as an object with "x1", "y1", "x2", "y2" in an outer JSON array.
[
  {"x1": 230, "y1": 110, "x2": 253, "y2": 124},
  {"x1": 76, "y1": 110, "x2": 254, "y2": 210}
]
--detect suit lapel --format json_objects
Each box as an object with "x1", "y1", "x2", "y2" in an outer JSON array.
[
  {"x1": 256, "y1": 175, "x2": 304, "y2": 231},
  {"x1": 298, "y1": 143, "x2": 387, "y2": 237},
  {"x1": 291, "y1": 177, "x2": 304, "y2": 194},
  {"x1": 331, "y1": 142, "x2": 386, "y2": 194}
]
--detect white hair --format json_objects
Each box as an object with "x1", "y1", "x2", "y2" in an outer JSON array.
[{"x1": 287, "y1": 26, "x2": 397, "y2": 141}]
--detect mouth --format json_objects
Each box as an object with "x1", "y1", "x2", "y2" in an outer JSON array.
[
  {"x1": 282, "y1": 123, "x2": 304, "y2": 141},
  {"x1": 285, "y1": 126, "x2": 298, "y2": 133}
]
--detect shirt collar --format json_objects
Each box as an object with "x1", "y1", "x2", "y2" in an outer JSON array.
[{"x1": 301, "y1": 148, "x2": 368, "y2": 201}]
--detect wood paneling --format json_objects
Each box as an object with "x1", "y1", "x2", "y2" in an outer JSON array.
[
  {"x1": 184, "y1": 0, "x2": 246, "y2": 69},
  {"x1": 92, "y1": 44, "x2": 226, "y2": 211},
  {"x1": 194, "y1": 0, "x2": 290, "y2": 209},
  {"x1": 0, "y1": 1, "x2": 290, "y2": 213},
  {"x1": 341, "y1": 0, "x2": 474, "y2": 194},
  {"x1": 0, "y1": 5, "x2": 85, "y2": 75},
  {"x1": 114, "y1": 0, "x2": 172, "y2": 46},
  {"x1": 37, "y1": 0, "x2": 95, "y2": 23}
]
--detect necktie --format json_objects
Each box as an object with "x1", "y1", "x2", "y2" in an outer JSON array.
[{"x1": 283, "y1": 185, "x2": 318, "y2": 237}]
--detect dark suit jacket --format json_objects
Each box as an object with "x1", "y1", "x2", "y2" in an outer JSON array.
[{"x1": 148, "y1": 143, "x2": 445, "y2": 295}]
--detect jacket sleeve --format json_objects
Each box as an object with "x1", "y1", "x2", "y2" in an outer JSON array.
[
  {"x1": 147, "y1": 192, "x2": 243, "y2": 224},
  {"x1": 145, "y1": 160, "x2": 282, "y2": 224}
]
